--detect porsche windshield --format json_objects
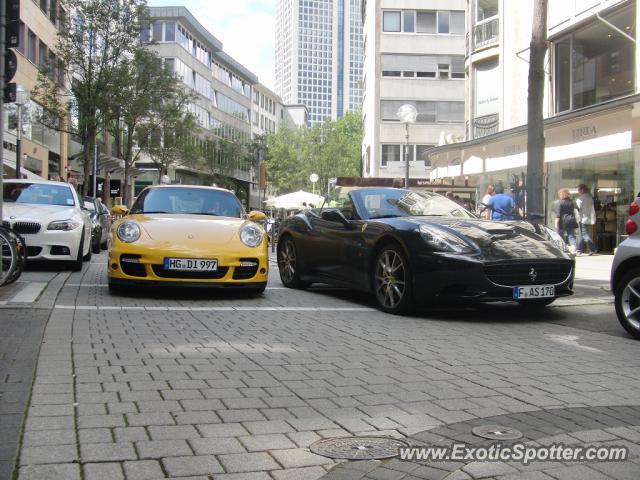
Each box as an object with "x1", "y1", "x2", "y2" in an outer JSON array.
[
  {"x1": 130, "y1": 187, "x2": 244, "y2": 218},
  {"x1": 355, "y1": 189, "x2": 474, "y2": 219}
]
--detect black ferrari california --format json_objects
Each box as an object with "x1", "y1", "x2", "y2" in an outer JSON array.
[{"x1": 276, "y1": 187, "x2": 575, "y2": 314}]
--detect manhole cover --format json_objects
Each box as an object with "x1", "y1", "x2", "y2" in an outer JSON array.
[
  {"x1": 310, "y1": 436, "x2": 409, "y2": 460},
  {"x1": 472, "y1": 425, "x2": 523, "y2": 440}
]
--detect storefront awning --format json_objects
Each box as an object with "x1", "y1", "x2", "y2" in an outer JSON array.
[{"x1": 2, "y1": 158, "x2": 44, "y2": 180}]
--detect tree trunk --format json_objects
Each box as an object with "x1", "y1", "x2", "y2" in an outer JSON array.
[
  {"x1": 82, "y1": 134, "x2": 95, "y2": 196},
  {"x1": 526, "y1": 0, "x2": 548, "y2": 223}
]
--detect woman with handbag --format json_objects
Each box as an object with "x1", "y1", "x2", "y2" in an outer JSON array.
[{"x1": 553, "y1": 188, "x2": 578, "y2": 254}]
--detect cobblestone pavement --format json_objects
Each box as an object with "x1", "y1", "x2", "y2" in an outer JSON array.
[{"x1": 2, "y1": 253, "x2": 639, "y2": 479}]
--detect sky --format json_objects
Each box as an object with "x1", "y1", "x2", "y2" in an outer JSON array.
[{"x1": 147, "y1": 0, "x2": 276, "y2": 90}]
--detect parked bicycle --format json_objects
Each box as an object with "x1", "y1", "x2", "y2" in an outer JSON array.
[{"x1": 0, "y1": 225, "x2": 27, "y2": 287}]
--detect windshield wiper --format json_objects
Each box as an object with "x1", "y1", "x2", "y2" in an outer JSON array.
[
  {"x1": 141, "y1": 211, "x2": 171, "y2": 214},
  {"x1": 369, "y1": 214, "x2": 399, "y2": 219},
  {"x1": 188, "y1": 212, "x2": 220, "y2": 216}
]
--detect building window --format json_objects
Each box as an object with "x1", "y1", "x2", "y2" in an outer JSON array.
[
  {"x1": 28, "y1": 30, "x2": 37, "y2": 64},
  {"x1": 152, "y1": 22, "x2": 163, "y2": 42},
  {"x1": 381, "y1": 144, "x2": 401, "y2": 166},
  {"x1": 383, "y1": 11, "x2": 401, "y2": 32},
  {"x1": 40, "y1": 0, "x2": 47, "y2": 14},
  {"x1": 553, "y1": 3, "x2": 635, "y2": 113},
  {"x1": 476, "y1": 0, "x2": 498, "y2": 22},
  {"x1": 403, "y1": 11, "x2": 415, "y2": 33},
  {"x1": 165, "y1": 22, "x2": 176, "y2": 42},
  {"x1": 17, "y1": 21, "x2": 25, "y2": 55},
  {"x1": 38, "y1": 40, "x2": 47, "y2": 70},
  {"x1": 381, "y1": 100, "x2": 464, "y2": 123}
]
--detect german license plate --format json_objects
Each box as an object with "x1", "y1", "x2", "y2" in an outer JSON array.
[
  {"x1": 513, "y1": 285, "x2": 555, "y2": 299},
  {"x1": 163, "y1": 258, "x2": 217, "y2": 271}
]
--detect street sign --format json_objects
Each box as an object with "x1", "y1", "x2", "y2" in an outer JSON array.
[{"x1": 309, "y1": 173, "x2": 319, "y2": 183}]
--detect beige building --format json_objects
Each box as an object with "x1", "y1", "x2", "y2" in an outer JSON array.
[
  {"x1": 3, "y1": 0, "x2": 68, "y2": 180},
  {"x1": 429, "y1": 0, "x2": 639, "y2": 252},
  {"x1": 361, "y1": 0, "x2": 466, "y2": 180}
]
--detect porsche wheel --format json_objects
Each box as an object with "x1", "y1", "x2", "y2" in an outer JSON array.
[
  {"x1": 278, "y1": 237, "x2": 309, "y2": 289},
  {"x1": 614, "y1": 268, "x2": 640, "y2": 340},
  {"x1": 373, "y1": 246, "x2": 413, "y2": 315}
]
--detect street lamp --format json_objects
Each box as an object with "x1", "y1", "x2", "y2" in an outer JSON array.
[
  {"x1": 14, "y1": 86, "x2": 30, "y2": 179},
  {"x1": 396, "y1": 104, "x2": 417, "y2": 188}
]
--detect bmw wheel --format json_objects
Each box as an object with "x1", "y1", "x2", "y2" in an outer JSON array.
[
  {"x1": 69, "y1": 237, "x2": 84, "y2": 271},
  {"x1": 614, "y1": 268, "x2": 640, "y2": 339},
  {"x1": 278, "y1": 237, "x2": 309, "y2": 289},
  {"x1": 92, "y1": 229, "x2": 102, "y2": 254},
  {"x1": 373, "y1": 245, "x2": 413, "y2": 315}
]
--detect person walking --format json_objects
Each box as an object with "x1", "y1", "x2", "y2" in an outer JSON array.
[
  {"x1": 486, "y1": 183, "x2": 515, "y2": 221},
  {"x1": 480, "y1": 184, "x2": 495, "y2": 219},
  {"x1": 553, "y1": 188, "x2": 578, "y2": 254},
  {"x1": 576, "y1": 184, "x2": 597, "y2": 255}
]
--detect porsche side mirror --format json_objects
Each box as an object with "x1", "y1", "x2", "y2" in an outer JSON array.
[
  {"x1": 111, "y1": 205, "x2": 128, "y2": 216},
  {"x1": 247, "y1": 211, "x2": 266, "y2": 222},
  {"x1": 321, "y1": 209, "x2": 351, "y2": 227}
]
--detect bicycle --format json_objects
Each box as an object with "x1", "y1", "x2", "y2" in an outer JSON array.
[{"x1": 0, "y1": 224, "x2": 27, "y2": 287}]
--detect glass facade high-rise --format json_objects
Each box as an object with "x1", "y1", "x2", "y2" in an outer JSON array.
[{"x1": 275, "y1": 0, "x2": 364, "y2": 125}]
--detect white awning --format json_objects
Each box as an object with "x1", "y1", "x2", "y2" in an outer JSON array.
[{"x1": 2, "y1": 158, "x2": 44, "y2": 180}]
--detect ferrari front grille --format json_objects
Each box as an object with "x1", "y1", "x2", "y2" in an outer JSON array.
[
  {"x1": 484, "y1": 262, "x2": 573, "y2": 287},
  {"x1": 151, "y1": 265, "x2": 229, "y2": 280}
]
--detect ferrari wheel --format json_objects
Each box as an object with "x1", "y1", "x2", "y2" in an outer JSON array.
[
  {"x1": 614, "y1": 268, "x2": 640, "y2": 340},
  {"x1": 278, "y1": 237, "x2": 309, "y2": 289},
  {"x1": 373, "y1": 246, "x2": 413, "y2": 314}
]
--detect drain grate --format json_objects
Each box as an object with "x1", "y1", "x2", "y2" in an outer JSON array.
[
  {"x1": 472, "y1": 425, "x2": 523, "y2": 440},
  {"x1": 310, "y1": 436, "x2": 409, "y2": 460}
]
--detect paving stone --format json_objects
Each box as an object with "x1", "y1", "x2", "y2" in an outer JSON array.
[
  {"x1": 239, "y1": 433, "x2": 297, "y2": 451},
  {"x1": 190, "y1": 437, "x2": 247, "y2": 455},
  {"x1": 18, "y1": 463, "x2": 81, "y2": 480},
  {"x1": 218, "y1": 452, "x2": 281, "y2": 472},
  {"x1": 114, "y1": 426, "x2": 149, "y2": 442},
  {"x1": 162, "y1": 454, "x2": 224, "y2": 476},
  {"x1": 244, "y1": 420, "x2": 296, "y2": 435},
  {"x1": 126, "y1": 412, "x2": 175, "y2": 426},
  {"x1": 136, "y1": 439, "x2": 193, "y2": 459},
  {"x1": 80, "y1": 442, "x2": 137, "y2": 462},
  {"x1": 543, "y1": 465, "x2": 612, "y2": 480},
  {"x1": 77, "y1": 414, "x2": 125, "y2": 428},
  {"x1": 461, "y1": 461, "x2": 519, "y2": 479},
  {"x1": 148, "y1": 424, "x2": 200, "y2": 440},
  {"x1": 78, "y1": 428, "x2": 112, "y2": 444},
  {"x1": 271, "y1": 448, "x2": 333, "y2": 468},
  {"x1": 271, "y1": 466, "x2": 328, "y2": 480},
  {"x1": 83, "y1": 462, "x2": 125, "y2": 480},
  {"x1": 199, "y1": 422, "x2": 249, "y2": 437},
  {"x1": 19, "y1": 444, "x2": 77, "y2": 465},
  {"x1": 22, "y1": 428, "x2": 76, "y2": 446},
  {"x1": 123, "y1": 460, "x2": 164, "y2": 480}
]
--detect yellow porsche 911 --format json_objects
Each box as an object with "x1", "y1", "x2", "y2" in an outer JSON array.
[{"x1": 108, "y1": 185, "x2": 268, "y2": 292}]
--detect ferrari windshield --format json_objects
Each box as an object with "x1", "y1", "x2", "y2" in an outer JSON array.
[
  {"x1": 130, "y1": 187, "x2": 244, "y2": 218},
  {"x1": 3, "y1": 182, "x2": 75, "y2": 206},
  {"x1": 354, "y1": 189, "x2": 474, "y2": 219}
]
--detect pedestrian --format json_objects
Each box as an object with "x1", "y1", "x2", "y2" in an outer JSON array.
[
  {"x1": 480, "y1": 184, "x2": 495, "y2": 219},
  {"x1": 486, "y1": 183, "x2": 515, "y2": 221},
  {"x1": 576, "y1": 184, "x2": 597, "y2": 255},
  {"x1": 553, "y1": 188, "x2": 578, "y2": 254}
]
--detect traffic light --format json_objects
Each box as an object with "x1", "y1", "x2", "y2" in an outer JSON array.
[{"x1": 3, "y1": 0, "x2": 20, "y2": 103}]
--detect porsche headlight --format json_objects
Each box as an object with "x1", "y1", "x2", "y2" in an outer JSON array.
[
  {"x1": 117, "y1": 221, "x2": 141, "y2": 243},
  {"x1": 544, "y1": 226, "x2": 569, "y2": 252},
  {"x1": 240, "y1": 224, "x2": 263, "y2": 247},
  {"x1": 48, "y1": 220, "x2": 81, "y2": 231},
  {"x1": 419, "y1": 225, "x2": 474, "y2": 253}
]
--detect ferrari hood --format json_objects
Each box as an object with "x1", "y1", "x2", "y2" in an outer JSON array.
[
  {"x1": 414, "y1": 217, "x2": 567, "y2": 260},
  {"x1": 127, "y1": 214, "x2": 249, "y2": 246}
]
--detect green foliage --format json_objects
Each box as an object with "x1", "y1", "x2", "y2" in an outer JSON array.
[{"x1": 264, "y1": 110, "x2": 363, "y2": 194}]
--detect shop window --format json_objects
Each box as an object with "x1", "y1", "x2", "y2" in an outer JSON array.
[{"x1": 554, "y1": 4, "x2": 635, "y2": 113}]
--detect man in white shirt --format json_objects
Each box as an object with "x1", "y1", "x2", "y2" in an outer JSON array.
[
  {"x1": 480, "y1": 184, "x2": 495, "y2": 219},
  {"x1": 576, "y1": 184, "x2": 597, "y2": 255}
]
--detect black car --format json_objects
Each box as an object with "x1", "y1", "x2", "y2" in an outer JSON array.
[
  {"x1": 82, "y1": 196, "x2": 111, "y2": 254},
  {"x1": 277, "y1": 187, "x2": 574, "y2": 314}
]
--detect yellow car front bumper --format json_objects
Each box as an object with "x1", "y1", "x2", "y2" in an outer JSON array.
[{"x1": 108, "y1": 241, "x2": 268, "y2": 288}]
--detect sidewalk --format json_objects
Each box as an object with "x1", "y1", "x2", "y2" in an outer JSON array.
[{"x1": 553, "y1": 254, "x2": 613, "y2": 307}]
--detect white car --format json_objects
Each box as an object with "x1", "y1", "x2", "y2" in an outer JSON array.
[
  {"x1": 2, "y1": 179, "x2": 92, "y2": 270},
  {"x1": 611, "y1": 192, "x2": 640, "y2": 339}
]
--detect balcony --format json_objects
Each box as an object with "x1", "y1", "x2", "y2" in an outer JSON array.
[
  {"x1": 472, "y1": 113, "x2": 499, "y2": 139},
  {"x1": 473, "y1": 17, "x2": 499, "y2": 51}
]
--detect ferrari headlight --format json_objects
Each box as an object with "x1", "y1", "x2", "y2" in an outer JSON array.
[
  {"x1": 544, "y1": 226, "x2": 569, "y2": 252},
  {"x1": 240, "y1": 224, "x2": 263, "y2": 247},
  {"x1": 117, "y1": 221, "x2": 141, "y2": 243},
  {"x1": 419, "y1": 225, "x2": 474, "y2": 253},
  {"x1": 48, "y1": 219, "x2": 81, "y2": 231}
]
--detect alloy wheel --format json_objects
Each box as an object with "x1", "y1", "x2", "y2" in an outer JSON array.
[
  {"x1": 279, "y1": 240, "x2": 297, "y2": 284},
  {"x1": 621, "y1": 276, "x2": 640, "y2": 330},
  {"x1": 374, "y1": 249, "x2": 406, "y2": 309}
]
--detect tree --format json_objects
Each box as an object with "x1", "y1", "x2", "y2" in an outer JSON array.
[
  {"x1": 264, "y1": 111, "x2": 363, "y2": 193},
  {"x1": 33, "y1": 0, "x2": 148, "y2": 195},
  {"x1": 526, "y1": 0, "x2": 548, "y2": 222},
  {"x1": 107, "y1": 48, "x2": 195, "y2": 205}
]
